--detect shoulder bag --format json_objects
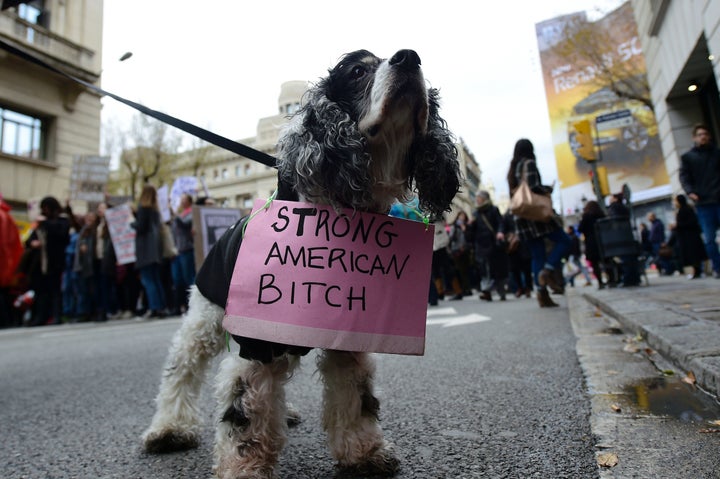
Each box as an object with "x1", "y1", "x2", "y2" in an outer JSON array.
[{"x1": 510, "y1": 160, "x2": 553, "y2": 223}]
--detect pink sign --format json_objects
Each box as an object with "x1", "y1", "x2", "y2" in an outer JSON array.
[{"x1": 223, "y1": 199, "x2": 434, "y2": 355}]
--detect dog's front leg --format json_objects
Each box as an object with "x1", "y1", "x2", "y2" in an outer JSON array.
[
  {"x1": 318, "y1": 350, "x2": 400, "y2": 476},
  {"x1": 213, "y1": 354, "x2": 298, "y2": 479},
  {"x1": 142, "y1": 286, "x2": 225, "y2": 453}
]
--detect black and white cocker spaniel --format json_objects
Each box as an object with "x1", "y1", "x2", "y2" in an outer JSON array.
[{"x1": 141, "y1": 49, "x2": 460, "y2": 479}]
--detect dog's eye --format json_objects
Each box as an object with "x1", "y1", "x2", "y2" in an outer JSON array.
[{"x1": 350, "y1": 65, "x2": 366, "y2": 79}]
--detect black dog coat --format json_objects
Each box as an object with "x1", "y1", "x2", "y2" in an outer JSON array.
[{"x1": 194, "y1": 180, "x2": 312, "y2": 363}]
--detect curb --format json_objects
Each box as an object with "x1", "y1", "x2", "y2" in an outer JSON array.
[{"x1": 582, "y1": 290, "x2": 720, "y2": 398}]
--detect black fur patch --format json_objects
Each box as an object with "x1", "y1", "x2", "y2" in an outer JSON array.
[{"x1": 221, "y1": 383, "x2": 250, "y2": 429}]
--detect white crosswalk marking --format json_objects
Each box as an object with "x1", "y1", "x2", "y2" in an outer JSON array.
[{"x1": 426, "y1": 306, "x2": 491, "y2": 327}]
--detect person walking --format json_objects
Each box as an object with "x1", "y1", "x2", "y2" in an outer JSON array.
[
  {"x1": 507, "y1": 139, "x2": 570, "y2": 307},
  {"x1": 564, "y1": 225, "x2": 592, "y2": 287},
  {"x1": 171, "y1": 193, "x2": 196, "y2": 314},
  {"x1": 467, "y1": 190, "x2": 508, "y2": 301},
  {"x1": 679, "y1": 123, "x2": 720, "y2": 278},
  {"x1": 26, "y1": 196, "x2": 70, "y2": 326},
  {"x1": 74, "y1": 211, "x2": 99, "y2": 321},
  {"x1": 96, "y1": 203, "x2": 119, "y2": 320},
  {"x1": 0, "y1": 195, "x2": 23, "y2": 328},
  {"x1": 607, "y1": 194, "x2": 641, "y2": 287},
  {"x1": 672, "y1": 194, "x2": 707, "y2": 279},
  {"x1": 647, "y1": 212, "x2": 668, "y2": 273},
  {"x1": 504, "y1": 210, "x2": 533, "y2": 298},
  {"x1": 448, "y1": 210, "x2": 473, "y2": 296},
  {"x1": 133, "y1": 185, "x2": 167, "y2": 318},
  {"x1": 578, "y1": 200, "x2": 608, "y2": 289}
]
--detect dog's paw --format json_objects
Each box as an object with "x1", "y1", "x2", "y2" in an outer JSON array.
[
  {"x1": 142, "y1": 429, "x2": 200, "y2": 454},
  {"x1": 334, "y1": 446, "x2": 400, "y2": 478}
]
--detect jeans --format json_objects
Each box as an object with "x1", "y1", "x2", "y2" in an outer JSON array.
[
  {"x1": 139, "y1": 263, "x2": 166, "y2": 311},
  {"x1": 527, "y1": 228, "x2": 572, "y2": 286},
  {"x1": 695, "y1": 203, "x2": 720, "y2": 272}
]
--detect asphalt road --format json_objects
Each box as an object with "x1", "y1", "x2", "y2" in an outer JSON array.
[{"x1": 1, "y1": 294, "x2": 597, "y2": 479}]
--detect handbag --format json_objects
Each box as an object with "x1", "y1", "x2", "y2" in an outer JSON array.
[
  {"x1": 505, "y1": 232, "x2": 520, "y2": 254},
  {"x1": 160, "y1": 222, "x2": 178, "y2": 259},
  {"x1": 510, "y1": 160, "x2": 553, "y2": 222}
]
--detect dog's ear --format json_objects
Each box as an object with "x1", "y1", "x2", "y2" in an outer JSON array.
[
  {"x1": 277, "y1": 87, "x2": 373, "y2": 210},
  {"x1": 410, "y1": 88, "x2": 461, "y2": 217}
]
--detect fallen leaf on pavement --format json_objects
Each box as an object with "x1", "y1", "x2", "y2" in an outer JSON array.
[
  {"x1": 623, "y1": 343, "x2": 640, "y2": 353},
  {"x1": 681, "y1": 371, "x2": 696, "y2": 385},
  {"x1": 644, "y1": 348, "x2": 655, "y2": 355},
  {"x1": 610, "y1": 404, "x2": 621, "y2": 413},
  {"x1": 699, "y1": 428, "x2": 720, "y2": 434},
  {"x1": 709, "y1": 420, "x2": 720, "y2": 426},
  {"x1": 662, "y1": 369, "x2": 675, "y2": 376},
  {"x1": 597, "y1": 452, "x2": 619, "y2": 468},
  {"x1": 593, "y1": 308, "x2": 602, "y2": 317}
]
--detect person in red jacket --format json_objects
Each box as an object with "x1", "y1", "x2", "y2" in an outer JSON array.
[{"x1": 0, "y1": 195, "x2": 23, "y2": 328}]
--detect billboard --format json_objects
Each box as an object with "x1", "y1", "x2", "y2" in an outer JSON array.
[{"x1": 535, "y1": 3, "x2": 669, "y2": 213}]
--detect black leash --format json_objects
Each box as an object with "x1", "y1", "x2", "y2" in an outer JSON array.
[{"x1": 0, "y1": 37, "x2": 278, "y2": 169}]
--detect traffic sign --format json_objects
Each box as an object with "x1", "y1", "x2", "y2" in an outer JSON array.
[{"x1": 595, "y1": 109, "x2": 633, "y2": 131}]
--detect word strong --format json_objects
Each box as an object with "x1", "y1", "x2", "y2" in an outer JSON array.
[{"x1": 224, "y1": 199, "x2": 434, "y2": 355}]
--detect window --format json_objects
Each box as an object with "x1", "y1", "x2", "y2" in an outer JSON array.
[
  {"x1": 244, "y1": 164, "x2": 251, "y2": 175},
  {"x1": 222, "y1": 168, "x2": 228, "y2": 179},
  {"x1": 18, "y1": 1, "x2": 42, "y2": 24},
  {"x1": 287, "y1": 102, "x2": 301, "y2": 115},
  {"x1": 0, "y1": 106, "x2": 44, "y2": 160},
  {"x1": 235, "y1": 165, "x2": 241, "y2": 177}
]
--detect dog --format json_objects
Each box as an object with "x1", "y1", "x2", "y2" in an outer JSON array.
[{"x1": 141, "y1": 49, "x2": 460, "y2": 479}]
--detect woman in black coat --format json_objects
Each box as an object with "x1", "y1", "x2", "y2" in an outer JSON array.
[
  {"x1": 577, "y1": 200, "x2": 608, "y2": 289},
  {"x1": 466, "y1": 190, "x2": 508, "y2": 301},
  {"x1": 133, "y1": 185, "x2": 167, "y2": 318},
  {"x1": 672, "y1": 194, "x2": 707, "y2": 278}
]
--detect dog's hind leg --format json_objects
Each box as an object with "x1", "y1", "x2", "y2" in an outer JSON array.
[
  {"x1": 318, "y1": 350, "x2": 400, "y2": 477},
  {"x1": 213, "y1": 354, "x2": 299, "y2": 479},
  {"x1": 142, "y1": 286, "x2": 225, "y2": 453}
]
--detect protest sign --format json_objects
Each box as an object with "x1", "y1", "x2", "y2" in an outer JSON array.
[
  {"x1": 105, "y1": 203, "x2": 136, "y2": 265},
  {"x1": 70, "y1": 155, "x2": 110, "y2": 202},
  {"x1": 223, "y1": 199, "x2": 434, "y2": 355},
  {"x1": 192, "y1": 206, "x2": 242, "y2": 271},
  {"x1": 157, "y1": 185, "x2": 171, "y2": 223},
  {"x1": 170, "y1": 176, "x2": 198, "y2": 211}
]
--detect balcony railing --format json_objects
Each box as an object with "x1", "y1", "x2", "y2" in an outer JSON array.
[{"x1": 0, "y1": 11, "x2": 97, "y2": 80}]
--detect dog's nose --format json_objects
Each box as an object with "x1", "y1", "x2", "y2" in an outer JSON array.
[{"x1": 389, "y1": 49, "x2": 421, "y2": 70}]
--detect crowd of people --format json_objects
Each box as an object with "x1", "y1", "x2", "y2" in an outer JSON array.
[
  {"x1": 2, "y1": 123, "x2": 719, "y2": 325},
  {"x1": 0, "y1": 185, "x2": 197, "y2": 329},
  {"x1": 426, "y1": 131, "x2": 718, "y2": 310}
]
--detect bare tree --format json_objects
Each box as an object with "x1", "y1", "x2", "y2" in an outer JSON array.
[
  {"x1": 550, "y1": 3, "x2": 653, "y2": 110},
  {"x1": 104, "y1": 113, "x2": 184, "y2": 201}
]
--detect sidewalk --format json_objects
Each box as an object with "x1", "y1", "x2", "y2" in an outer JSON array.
[{"x1": 578, "y1": 273, "x2": 720, "y2": 398}]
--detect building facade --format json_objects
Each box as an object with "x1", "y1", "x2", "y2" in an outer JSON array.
[
  {"x1": 631, "y1": 0, "x2": 720, "y2": 224},
  {"x1": 0, "y1": 0, "x2": 104, "y2": 220}
]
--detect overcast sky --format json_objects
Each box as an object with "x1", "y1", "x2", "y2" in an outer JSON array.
[{"x1": 100, "y1": 0, "x2": 625, "y2": 197}]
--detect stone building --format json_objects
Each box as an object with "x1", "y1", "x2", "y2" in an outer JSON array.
[
  {"x1": 0, "y1": 0, "x2": 104, "y2": 220},
  {"x1": 630, "y1": 0, "x2": 720, "y2": 222}
]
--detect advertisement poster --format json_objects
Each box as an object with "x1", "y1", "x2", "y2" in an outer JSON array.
[
  {"x1": 535, "y1": 3, "x2": 669, "y2": 213},
  {"x1": 223, "y1": 199, "x2": 434, "y2": 355}
]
